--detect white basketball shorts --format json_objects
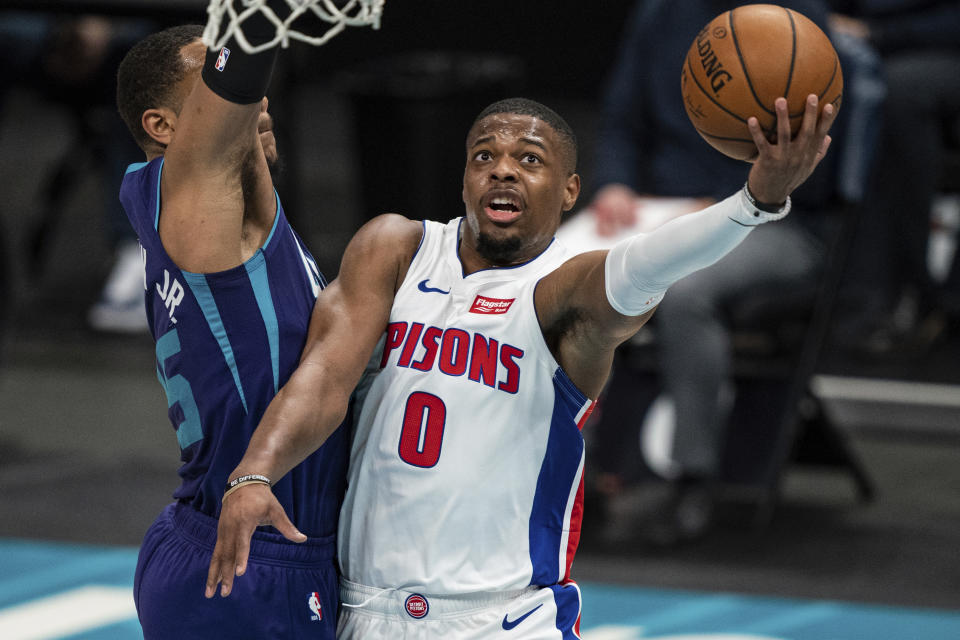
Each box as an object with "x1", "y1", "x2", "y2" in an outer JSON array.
[{"x1": 337, "y1": 577, "x2": 583, "y2": 639}]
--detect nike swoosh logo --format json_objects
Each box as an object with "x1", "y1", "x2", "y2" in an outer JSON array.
[
  {"x1": 418, "y1": 279, "x2": 450, "y2": 295},
  {"x1": 502, "y1": 603, "x2": 543, "y2": 630}
]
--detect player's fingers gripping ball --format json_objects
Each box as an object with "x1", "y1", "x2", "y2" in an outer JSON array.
[{"x1": 680, "y1": 3, "x2": 843, "y2": 161}]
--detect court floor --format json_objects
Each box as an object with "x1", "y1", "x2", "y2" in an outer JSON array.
[{"x1": 2, "y1": 539, "x2": 959, "y2": 640}]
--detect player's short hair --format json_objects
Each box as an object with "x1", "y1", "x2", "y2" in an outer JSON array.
[
  {"x1": 471, "y1": 97, "x2": 578, "y2": 173},
  {"x1": 117, "y1": 24, "x2": 204, "y2": 150}
]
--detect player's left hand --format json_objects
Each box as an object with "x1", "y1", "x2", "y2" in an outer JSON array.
[
  {"x1": 205, "y1": 482, "x2": 306, "y2": 598},
  {"x1": 746, "y1": 94, "x2": 836, "y2": 206}
]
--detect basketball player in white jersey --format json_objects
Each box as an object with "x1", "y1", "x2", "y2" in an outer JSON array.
[{"x1": 207, "y1": 93, "x2": 836, "y2": 638}]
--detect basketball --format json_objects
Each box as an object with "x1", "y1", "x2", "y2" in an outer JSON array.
[{"x1": 680, "y1": 3, "x2": 843, "y2": 161}]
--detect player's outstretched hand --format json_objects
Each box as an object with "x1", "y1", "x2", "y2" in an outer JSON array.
[
  {"x1": 746, "y1": 94, "x2": 836, "y2": 206},
  {"x1": 205, "y1": 483, "x2": 307, "y2": 598}
]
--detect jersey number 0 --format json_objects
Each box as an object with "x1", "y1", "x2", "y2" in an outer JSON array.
[{"x1": 398, "y1": 392, "x2": 446, "y2": 468}]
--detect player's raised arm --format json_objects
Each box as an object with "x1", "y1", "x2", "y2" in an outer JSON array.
[
  {"x1": 205, "y1": 214, "x2": 423, "y2": 599},
  {"x1": 541, "y1": 95, "x2": 836, "y2": 397},
  {"x1": 157, "y1": 2, "x2": 284, "y2": 273}
]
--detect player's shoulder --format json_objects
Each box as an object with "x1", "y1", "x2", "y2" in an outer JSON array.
[
  {"x1": 355, "y1": 213, "x2": 423, "y2": 251},
  {"x1": 342, "y1": 213, "x2": 425, "y2": 275},
  {"x1": 121, "y1": 158, "x2": 162, "y2": 194},
  {"x1": 547, "y1": 249, "x2": 608, "y2": 287},
  {"x1": 536, "y1": 249, "x2": 609, "y2": 329},
  {"x1": 364, "y1": 212, "x2": 423, "y2": 234},
  {"x1": 119, "y1": 158, "x2": 163, "y2": 234}
]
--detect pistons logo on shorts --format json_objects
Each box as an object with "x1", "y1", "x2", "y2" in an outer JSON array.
[
  {"x1": 214, "y1": 46, "x2": 230, "y2": 72},
  {"x1": 404, "y1": 593, "x2": 429, "y2": 619},
  {"x1": 307, "y1": 592, "x2": 322, "y2": 621}
]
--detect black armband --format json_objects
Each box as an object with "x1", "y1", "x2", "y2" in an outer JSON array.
[
  {"x1": 201, "y1": 5, "x2": 280, "y2": 104},
  {"x1": 743, "y1": 181, "x2": 788, "y2": 214}
]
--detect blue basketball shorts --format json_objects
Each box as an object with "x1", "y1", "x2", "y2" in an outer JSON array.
[{"x1": 134, "y1": 502, "x2": 338, "y2": 639}]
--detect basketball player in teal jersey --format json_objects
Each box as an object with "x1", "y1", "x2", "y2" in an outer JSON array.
[{"x1": 116, "y1": 13, "x2": 347, "y2": 639}]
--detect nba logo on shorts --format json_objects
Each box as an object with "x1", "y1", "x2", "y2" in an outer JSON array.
[
  {"x1": 214, "y1": 47, "x2": 230, "y2": 72},
  {"x1": 404, "y1": 593, "x2": 429, "y2": 619},
  {"x1": 307, "y1": 592, "x2": 322, "y2": 621}
]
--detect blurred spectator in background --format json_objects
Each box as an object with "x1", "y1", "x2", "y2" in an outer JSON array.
[
  {"x1": 831, "y1": 0, "x2": 960, "y2": 358},
  {"x1": 583, "y1": 0, "x2": 873, "y2": 546},
  {"x1": 0, "y1": 12, "x2": 152, "y2": 333}
]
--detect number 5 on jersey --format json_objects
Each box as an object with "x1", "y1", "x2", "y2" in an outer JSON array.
[{"x1": 156, "y1": 327, "x2": 203, "y2": 449}]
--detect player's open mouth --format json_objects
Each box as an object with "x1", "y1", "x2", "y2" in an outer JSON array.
[{"x1": 483, "y1": 194, "x2": 523, "y2": 224}]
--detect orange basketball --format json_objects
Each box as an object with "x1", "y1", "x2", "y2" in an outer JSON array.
[{"x1": 680, "y1": 3, "x2": 843, "y2": 161}]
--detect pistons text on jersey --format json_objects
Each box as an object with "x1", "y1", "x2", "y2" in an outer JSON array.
[{"x1": 380, "y1": 321, "x2": 524, "y2": 394}]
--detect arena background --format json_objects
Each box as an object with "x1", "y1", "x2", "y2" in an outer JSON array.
[{"x1": 0, "y1": 1, "x2": 958, "y2": 638}]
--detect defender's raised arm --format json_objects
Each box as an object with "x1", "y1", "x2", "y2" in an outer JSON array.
[{"x1": 154, "y1": 7, "x2": 282, "y2": 273}]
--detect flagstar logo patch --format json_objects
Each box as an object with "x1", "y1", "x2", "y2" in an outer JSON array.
[{"x1": 470, "y1": 295, "x2": 514, "y2": 315}]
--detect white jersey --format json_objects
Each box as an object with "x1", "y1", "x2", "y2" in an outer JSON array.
[{"x1": 338, "y1": 218, "x2": 596, "y2": 596}]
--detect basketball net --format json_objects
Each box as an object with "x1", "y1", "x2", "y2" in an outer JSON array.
[{"x1": 203, "y1": 0, "x2": 385, "y2": 53}]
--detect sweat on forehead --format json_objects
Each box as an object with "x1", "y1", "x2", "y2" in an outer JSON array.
[
  {"x1": 468, "y1": 114, "x2": 548, "y2": 140},
  {"x1": 469, "y1": 97, "x2": 578, "y2": 172}
]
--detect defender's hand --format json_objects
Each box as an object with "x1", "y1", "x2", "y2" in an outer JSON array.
[
  {"x1": 258, "y1": 97, "x2": 278, "y2": 168},
  {"x1": 204, "y1": 483, "x2": 306, "y2": 598},
  {"x1": 746, "y1": 94, "x2": 836, "y2": 206}
]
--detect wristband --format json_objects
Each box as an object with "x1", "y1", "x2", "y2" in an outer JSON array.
[
  {"x1": 201, "y1": 3, "x2": 281, "y2": 104},
  {"x1": 202, "y1": 43, "x2": 278, "y2": 105},
  {"x1": 743, "y1": 181, "x2": 791, "y2": 216},
  {"x1": 223, "y1": 473, "x2": 271, "y2": 500}
]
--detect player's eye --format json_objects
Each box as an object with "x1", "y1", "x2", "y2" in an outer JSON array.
[
  {"x1": 521, "y1": 153, "x2": 541, "y2": 164},
  {"x1": 474, "y1": 150, "x2": 492, "y2": 162}
]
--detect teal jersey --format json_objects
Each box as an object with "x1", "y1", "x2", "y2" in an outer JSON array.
[{"x1": 120, "y1": 157, "x2": 347, "y2": 537}]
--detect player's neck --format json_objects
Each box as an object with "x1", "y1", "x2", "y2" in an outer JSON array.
[{"x1": 457, "y1": 234, "x2": 550, "y2": 275}]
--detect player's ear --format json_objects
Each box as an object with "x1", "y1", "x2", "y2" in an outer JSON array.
[
  {"x1": 141, "y1": 107, "x2": 178, "y2": 148},
  {"x1": 562, "y1": 172, "x2": 581, "y2": 213}
]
